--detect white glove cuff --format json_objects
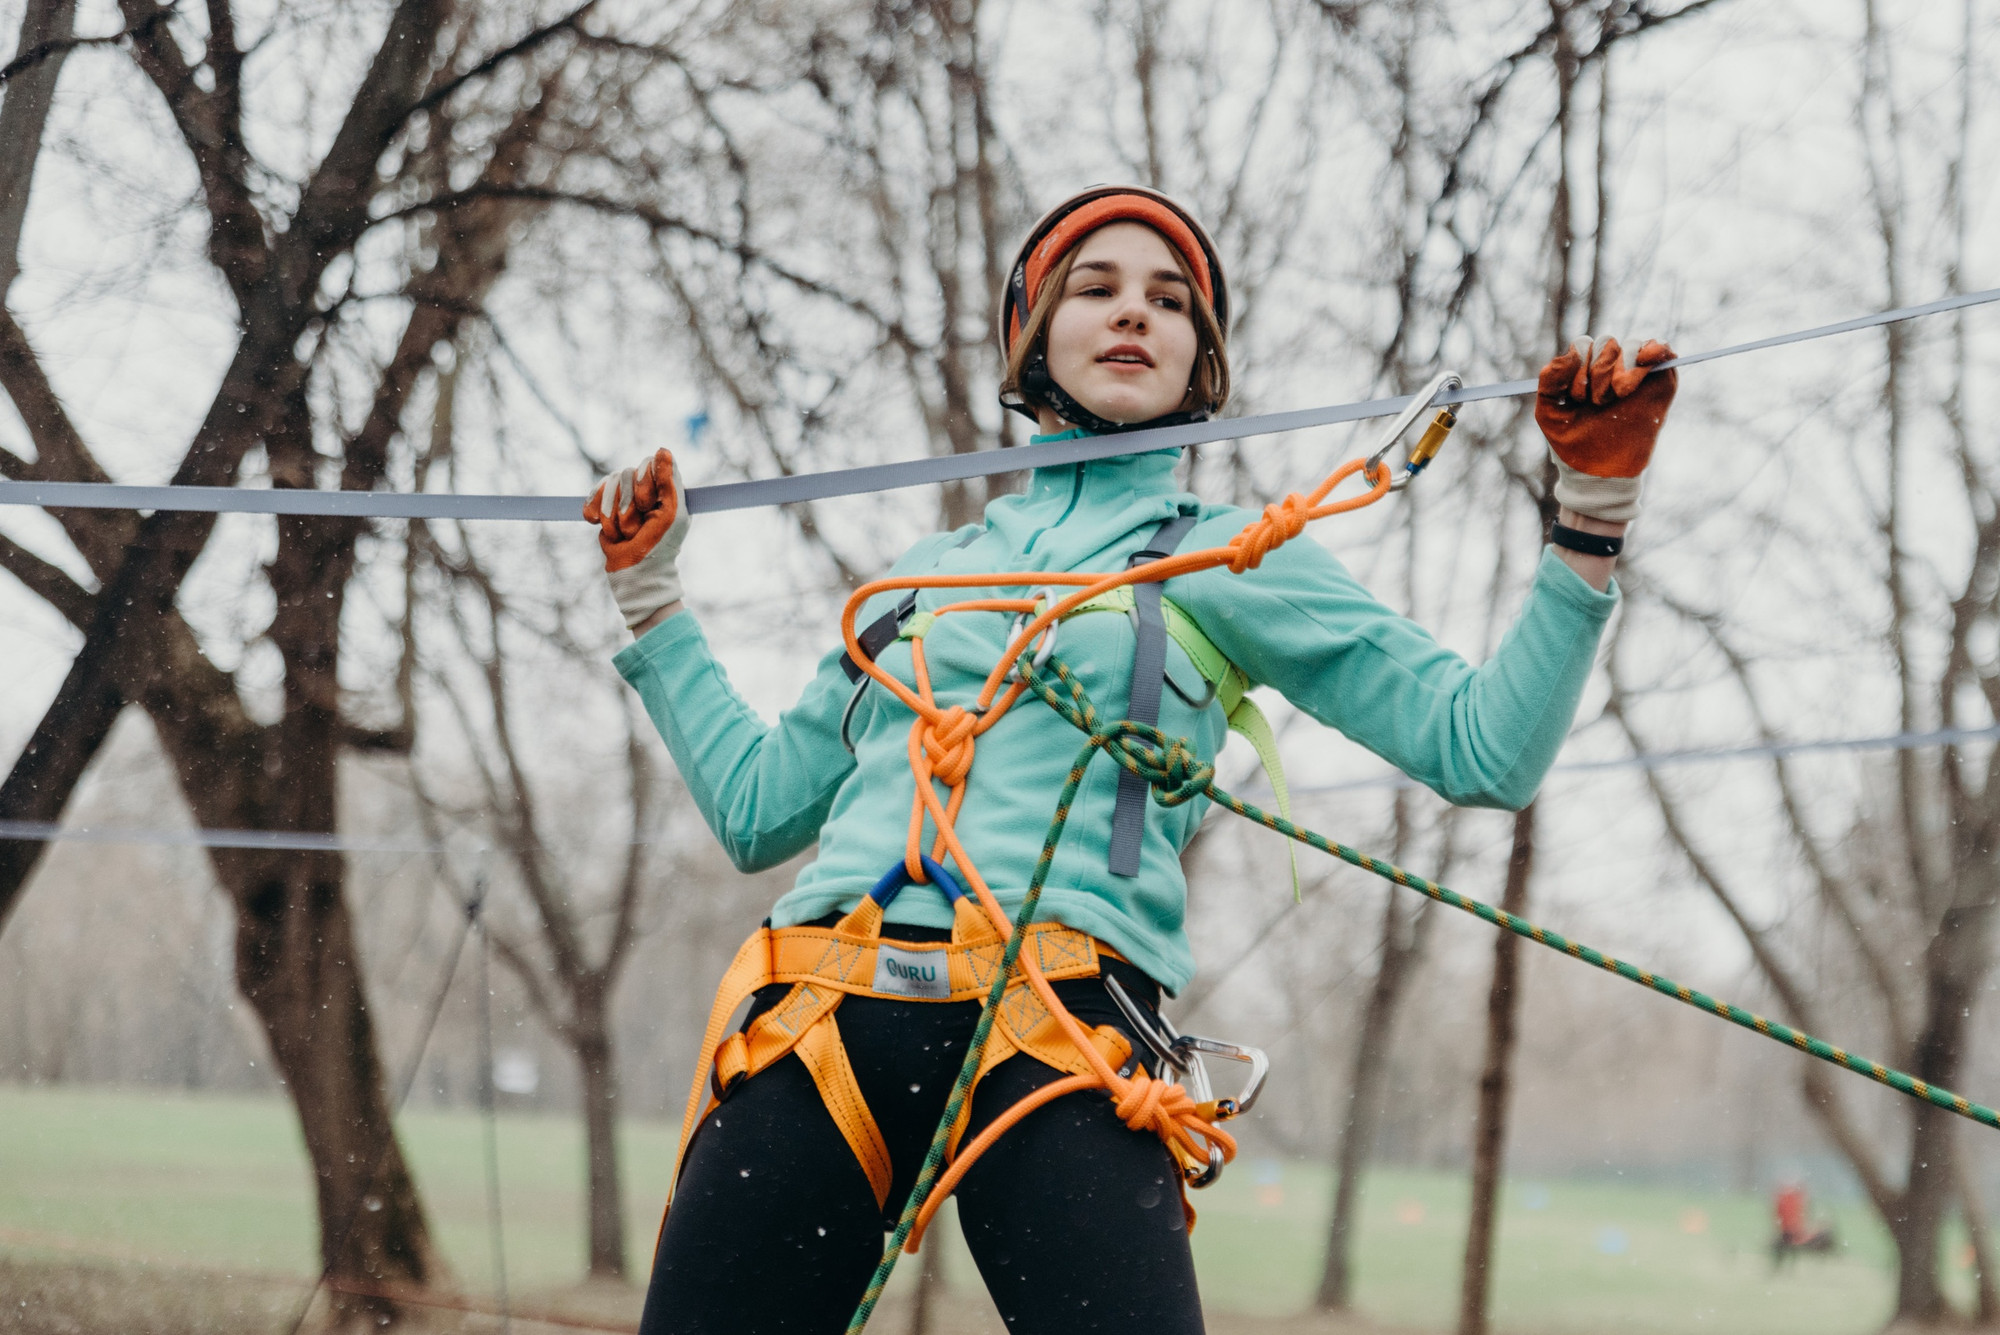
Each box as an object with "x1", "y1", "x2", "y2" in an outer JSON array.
[
  {"x1": 608, "y1": 561, "x2": 684, "y2": 630},
  {"x1": 1552, "y1": 457, "x2": 1643, "y2": 524}
]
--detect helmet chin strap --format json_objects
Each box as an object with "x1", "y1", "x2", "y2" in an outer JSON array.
[{"x1": 1017, "y1": 348, "x2": 1209, "y2": 437}]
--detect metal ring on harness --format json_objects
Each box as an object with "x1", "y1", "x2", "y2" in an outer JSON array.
[
  {"x1": 1104, "y1": 975, "x2": 1269, "y2": 1188},
  {"x1": 1163, "y1": 662, "x2": 1219, "y2": 711},
  {"x1": 839, "y1": 674, "x2": 872, "y2": 754},
  {"x1": 1003, "y1": 587, "x2": 1061, "y2": 685}
]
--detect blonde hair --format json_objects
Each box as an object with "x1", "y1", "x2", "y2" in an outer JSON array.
[{"x1": 1000, "y1": 233, "x2": 1230, "y2": 420}]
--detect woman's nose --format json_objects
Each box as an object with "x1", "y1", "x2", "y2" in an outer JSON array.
[{"x1": 1112, "y1": 296, "x2": 1148, "y2": 331}]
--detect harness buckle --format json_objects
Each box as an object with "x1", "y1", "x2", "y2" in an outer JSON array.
[{"x1": 1104, "y1": 975, "x2": 1270, "y2": 1188}]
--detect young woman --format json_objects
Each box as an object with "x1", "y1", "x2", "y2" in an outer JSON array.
[{"x1": 589, "y1": 186, "x2": 1675, "y2": 1334}]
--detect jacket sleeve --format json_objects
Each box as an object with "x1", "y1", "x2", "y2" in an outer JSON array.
[
  {"x1": 612, "y1": 532, "x2": 959, "y2": 871},
  {"x1": 614, "y1": 613, "x2": 856, "y2": 872},
  {"x1": 1174, "y1": 538, "x2": 1617, "y2": 810}
]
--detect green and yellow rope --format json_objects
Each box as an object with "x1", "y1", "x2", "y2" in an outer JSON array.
[{"x1": 844, "y1": 652, "x2": 1998, "y2": 1332}]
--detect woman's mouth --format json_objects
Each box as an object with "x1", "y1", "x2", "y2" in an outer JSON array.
[{"x1": 1097, "y1": 344, "x2": 1154, "y2": 368}]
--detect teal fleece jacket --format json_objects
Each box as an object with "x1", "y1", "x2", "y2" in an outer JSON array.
[{"x1": 615, "y1": 436, "x2": 1618, "y2": 994}]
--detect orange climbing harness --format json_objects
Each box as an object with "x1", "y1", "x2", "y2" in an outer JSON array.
[
  {"x1": 671, "y1": 855, "x2": 1139, "y2": 1214},
  {"x1": 666, "y1": 386, "x2": 1459, "y2": 1252}
]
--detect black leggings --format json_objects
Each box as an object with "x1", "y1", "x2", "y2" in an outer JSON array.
[{"x1": 637, "y1": 926, "x2": 1204, "y2": 1335}]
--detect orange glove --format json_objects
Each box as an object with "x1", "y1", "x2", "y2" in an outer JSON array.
[
  {"x1": 583, "y1": 448, "x2": 691, "y2": 628},
  {"x1": 1534, "y1": 337, "x2": 1677, "y2": 523}
]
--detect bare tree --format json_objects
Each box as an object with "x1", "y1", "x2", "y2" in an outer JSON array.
[
  {"x1": 1457, "y1": 803, "x2": 1535, "y2": 1335},
  {"x1": 1599, "y1": 2, "x2": 1998, "y2": 1322},
  {"x1": 1314, "y1": 788, "x2": 1438, "y2": 1310},
  {"x1": 410, "y1": 497, "x2": 661, "y2": 1281},
  {"x1": 0, "y1": 1, "x2": 685, "y2": 1316}
]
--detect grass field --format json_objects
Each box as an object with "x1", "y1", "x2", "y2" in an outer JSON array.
[{"x1": 0, "y1": 1084, "x2": 1982, "y2": 1333}]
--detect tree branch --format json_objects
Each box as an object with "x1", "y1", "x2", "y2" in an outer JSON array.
[
  {"x1": 287, "y1": 0, "x2": 451, "y2": 291},
  {"x1": 371, "y1": 184, "x2": 897, "y2": 330},
  {"x1": 117, "y1": 0, "x2": 269, "y2": 299},
  {"x1": 0, "y1": 530, "x2": 93, "y2": 628},
  {"x1": 0, "y1": 0, "x2": 162, "y2": 87},
  {"x1": 408, "y1": 1, "x2": 595, "y2": 119},
  {"x1": 0, "y1": 306, "x2": 133, "y2": 578},
  {"x1": 1646, "y1": 583, "x2": 1916, "y2": 1048},
  {"x1": 0, "y1": 0, "x2": 80, "y2": 296},
  {"x1": 487, "y1": 925, "x2": 575, "y2": 1041},
  {"x1": 599, "y1": 715, "x2": 651, "y2": 981},
  {"x1": 1603, "y1": 0, "x2": 1738, "y2": 46}
]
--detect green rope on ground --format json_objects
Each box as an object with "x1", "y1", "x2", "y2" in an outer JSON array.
[{"x1": 844, "y1": 650, "x2": 1999, "y2": 1333}]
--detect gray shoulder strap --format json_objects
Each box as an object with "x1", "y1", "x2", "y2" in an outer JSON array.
[{"x1": 1109, "y1": 512, "x2": 1200, "y2": 878}]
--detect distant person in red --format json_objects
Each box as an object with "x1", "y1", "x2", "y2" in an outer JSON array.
[{"x1": 1771, "y1": 1182, "x2": 1836, "y2": 1266}]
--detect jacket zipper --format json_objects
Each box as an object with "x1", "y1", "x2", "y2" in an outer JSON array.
[{"x1": 1023, "y1": 463, "x2": 1085, "y2": 555}]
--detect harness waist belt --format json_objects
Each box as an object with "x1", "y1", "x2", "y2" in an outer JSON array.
[{"x1": 664, "y1": 890, "x2": 1133, "y2": 1227}]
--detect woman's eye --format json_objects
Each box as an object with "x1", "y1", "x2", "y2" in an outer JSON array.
[{"x1": 1154, "y1": 295, "x2": 1184, "y2": 312}]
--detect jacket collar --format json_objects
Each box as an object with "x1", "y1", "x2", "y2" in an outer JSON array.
[
  {"x1": 977, "y1": 430, "x2": 1191, "y2": 565},
  {"x1": 1018, "y1": 429, "x2": 1181, "y2": 510}
]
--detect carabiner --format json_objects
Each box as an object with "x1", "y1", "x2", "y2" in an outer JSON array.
[
  {"x1": 1363, "y1": 371, "x2": 1462, "y2": 491},
  {"x1": 1104, "y1": 975, "x2": 1270, "y2": 1188},
  {"x1": 1003, "y1": 587, "x2": 1061, "y2": 685}
]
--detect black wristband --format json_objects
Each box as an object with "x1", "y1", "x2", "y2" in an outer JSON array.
[{"x1": 1550, "y1": 522, "x2": 1624, "y2": 558}]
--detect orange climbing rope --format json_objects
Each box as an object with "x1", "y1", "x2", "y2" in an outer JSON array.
[{"x1": 838, "y1": 454, "x2": 1396, "y2": 1250}]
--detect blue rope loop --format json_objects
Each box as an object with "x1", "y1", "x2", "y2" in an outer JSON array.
[{"x1": 868, "y1": 854, "x2": 967, "y2": 907}]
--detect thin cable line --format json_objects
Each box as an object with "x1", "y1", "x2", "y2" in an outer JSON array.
[
  {"x1": 474, "y1": 906, "x2": 512, "y2": 1334},
  {"x1": 6, "y1": 724, "x2": 1989, "y2": 855},
  {"x1": 1286, "y1": 724, "x2": 2000, "y2": 797},
  {"x1": 2, "y1": 286, "x2": 1993, "y2": 522}
]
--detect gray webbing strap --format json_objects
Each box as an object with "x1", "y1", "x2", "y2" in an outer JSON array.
[
  {"x1": 4, "y1": 285, "x2": 1994, "y2": 523},
  {"x1": 1109, "y1": 512, "x2": 1200, "y2": 878}
]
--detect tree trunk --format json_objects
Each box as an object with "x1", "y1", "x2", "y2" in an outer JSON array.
[
  {"x1": 231, "y1": 849, "x2": 439, "y2": 1311},
  {"x1": 1457, "y1": 803, "x2": 1536, "y2": 1335},
  {"x1": 124, "y1": 465, "x2": 443, "y2": 1317},
  {"x1": 0, "y1": 0, "x2": 79, "y2": 298},
  {"x1": 1317, "y1": 813, "x2": 1429, "y2": 1310},
  {"x1": 1890, "y1": 897, "x2": 1995, "y2": 1324},
  {"x1": 575, "y1": 1007, "x2": 629, "y2": 1280},
  {"x1": 1961, "y1": 1159, "x2": 1999, "y2": 1325}
]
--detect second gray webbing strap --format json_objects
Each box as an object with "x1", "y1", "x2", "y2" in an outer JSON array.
[{"x1": 1109, "y1": 513, "x2": 1200, "y2": 877}]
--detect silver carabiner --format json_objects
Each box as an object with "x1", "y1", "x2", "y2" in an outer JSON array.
[
  {"x1": 1003, "y1": 586, "x2": 1061, "y2": 685},
  {"x1": 1104, "y1": 975, "x2": 1270, "y2": 1189},
  {"x1": 1363, "y1": 371, "x2": 1462, "y2": 491}
]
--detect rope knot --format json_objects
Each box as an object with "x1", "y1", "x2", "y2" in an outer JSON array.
[
  {"x1": 1113, "y1": 1071, "x2": 1240, "y2": 1180},
  {"x1": 1226, "y1": 492, "x2": 1312, "y2": 573},
  {"x1": 1112, "y1": 1070, "x2": 1196, "y2": 1138},
  {"x1": 919, "y1": 706, "x2": 978, "y2": 786},
  {"x1": 1104, "y1": 722, "x2": 1214, "y2": 806}
]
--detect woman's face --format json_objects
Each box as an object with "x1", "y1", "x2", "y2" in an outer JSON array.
[{"x1": 1041, "y1": 222, "x2": 1199, "y2": 427}]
